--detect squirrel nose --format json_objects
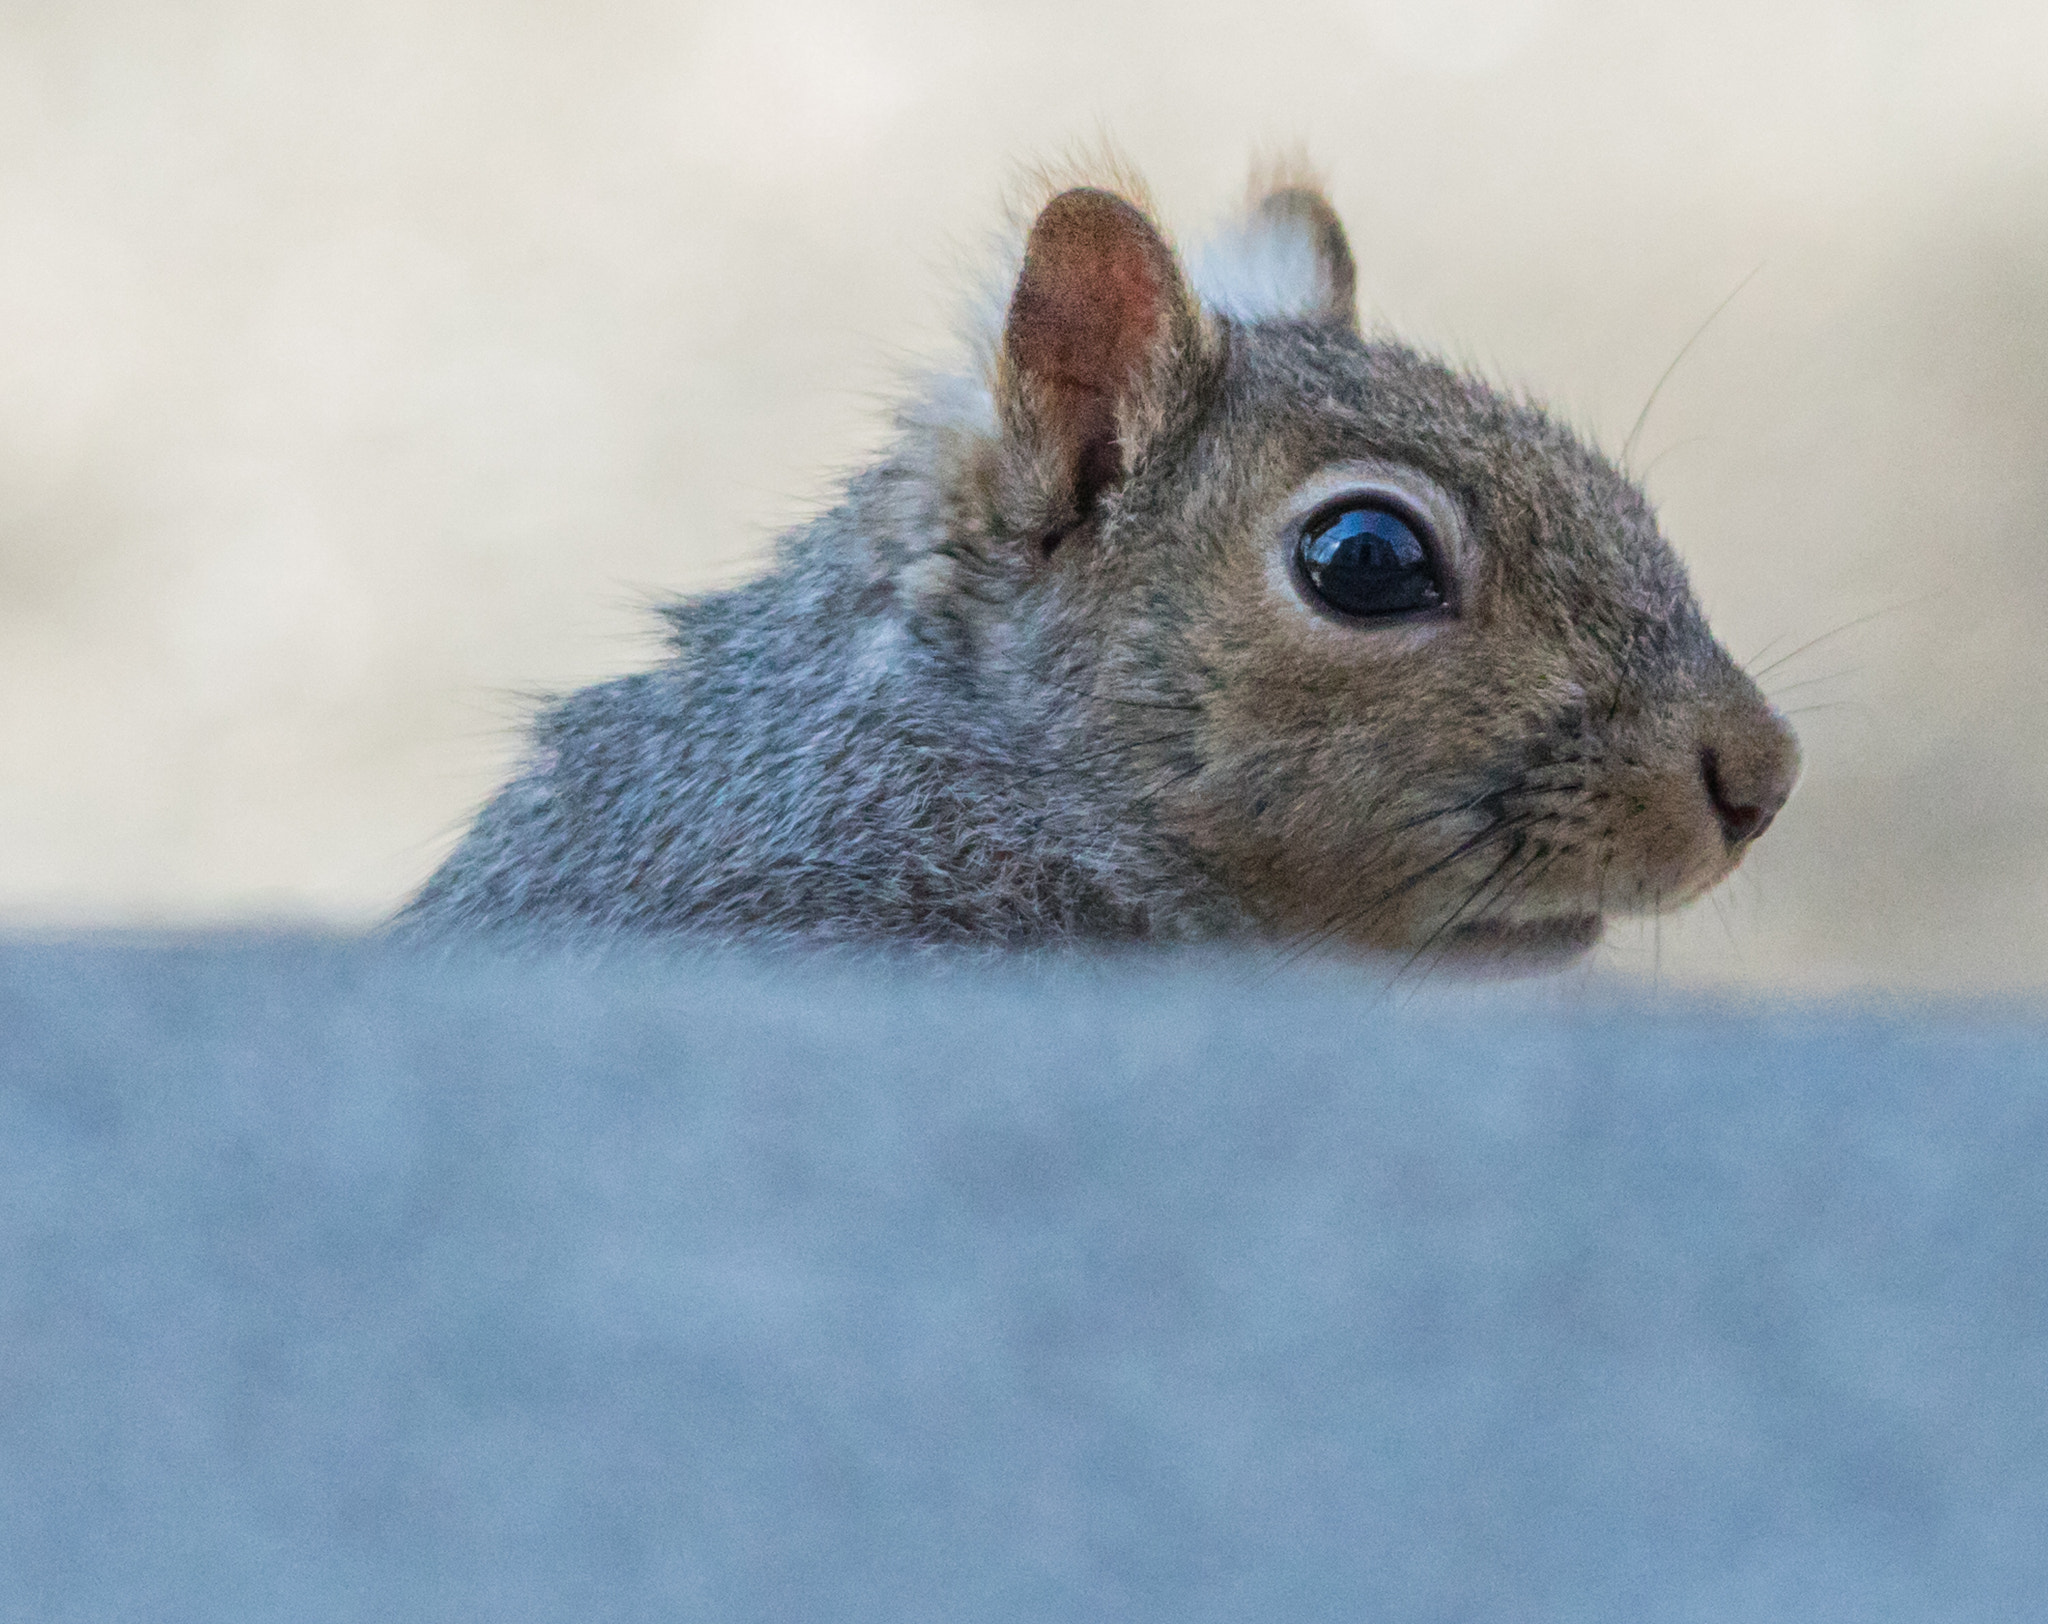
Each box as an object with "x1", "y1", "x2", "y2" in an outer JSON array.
[{"x1": 1698, "y1": 720, "x2": 1798, "y2": 849}]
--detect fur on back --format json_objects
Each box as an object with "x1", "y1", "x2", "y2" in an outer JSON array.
[{"x1": 400, "y1": 460, "x2": 1238, "y2": 944}]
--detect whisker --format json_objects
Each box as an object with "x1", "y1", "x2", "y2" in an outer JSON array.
[
  {"x1": 1634, "y1": 435, "x2": 1708, "y2": 485},
  {"x1": 1763, "y1": 669, "x2": 1858, "y2": 699},
  {"x1": 1267, "y1": 824, "x2": 1431, "y2": 971},
  {"x1": 1777, "y1": 700, "x2": 1868, "y2": 718},
  {"x1": 1266, "y1": 745, "x2": 1595, "y2": 971},
  {"x1": 1622, "y1": 262, "x2": 1765, "y2": 469},
  {"x1": 1419, "y1": 844, "x2": 1573, "y2": 985},
  {"x1": 1744, "y1": 630, "x2": 1792, "y2": 670},
  {"x1": 1376, "y1": 808, "x2": 1554, "y2": 906},
  {"x1": 1708, "y1": 888, "x2": 1742, "y2": 956},
  {"x1": 1748, "y1": 600, "x2": 1923, "y2": 682},
  {"x1": 1269, "y1": 808, "x2": 1536, "y2": 971},
  {"x1": 1477, "y1": 843, "x2": 1564, "y2": 940},
  {"x1": 1653, "y1": 888, "x2": 1664, "y2": 995},
  {"x1": 1395, "y1": 839, "x2": 1543, "y2": 991},
  {"x1": 1410, "y1": 845, "x2": 1565, "y2": 990},
  {"x1": 1394, "y1": 850, "x2": 1523, "y2": 986},
  {"x1": 1387, "y1": 781, "x2": 1555, "y2": 836}
]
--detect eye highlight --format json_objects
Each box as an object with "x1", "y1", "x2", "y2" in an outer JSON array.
[{"x1": 1295, "y1": 501, "x2": 1447, "y2": 620}]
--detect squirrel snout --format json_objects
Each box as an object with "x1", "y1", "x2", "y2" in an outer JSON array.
[{"x1": 1697, "y1": 714, "x2": 1799, "y2": 849}]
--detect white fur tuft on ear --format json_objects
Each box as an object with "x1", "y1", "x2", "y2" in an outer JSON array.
[
  {"x1": 1191, "y1": 218, "x2": 1328, "y2": 323},
  {"x1": 1189, "y1": 180, "x2": 1358, "y2": 329}
]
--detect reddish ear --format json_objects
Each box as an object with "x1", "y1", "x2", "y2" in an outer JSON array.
[{"x1": 1002, "y1": 189, "x2": 1195, "y2": 525}]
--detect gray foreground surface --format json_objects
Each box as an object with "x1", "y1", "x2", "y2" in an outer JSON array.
[{"x1": 3, "y1": 936, "x2": 2044, "y2": 1623}]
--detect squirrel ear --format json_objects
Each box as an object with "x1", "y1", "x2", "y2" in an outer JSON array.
[
  {"x1": 1193, "y1": 184, "x2": 1358, "y2": 332},
  {"x1": 998, "y1": 188, "x2": 1206, "y2": 543}
]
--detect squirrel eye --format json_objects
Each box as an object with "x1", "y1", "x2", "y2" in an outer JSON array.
[{"x1": 1295, "y1": 502, "x2": 1446, "y2": 619}]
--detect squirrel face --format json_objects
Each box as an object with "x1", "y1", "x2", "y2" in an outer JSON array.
[{"x1": 977, "y1": 180, "x2": 1799, "y2": 965}]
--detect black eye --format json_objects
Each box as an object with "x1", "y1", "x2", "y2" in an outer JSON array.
[{"x1": 1295, "y1": 502, "x2": 1446, "y2": 619}]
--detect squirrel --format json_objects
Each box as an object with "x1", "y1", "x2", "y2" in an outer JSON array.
[{"x1": 396, "y1": 161, "x2": 1800, "y2": 967}]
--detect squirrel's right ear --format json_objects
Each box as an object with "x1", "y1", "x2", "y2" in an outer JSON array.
[
  {"x1": 997, "y1": 188, "x2": 1210, "y2": 550},
  {"x1": 1192, "y1": 184, "x2": 1358, "y2": 333}
]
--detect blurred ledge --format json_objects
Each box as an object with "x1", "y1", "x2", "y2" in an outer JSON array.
[{"x1": 3, "y1": 930, "x2": 2044, "y2": 1621}]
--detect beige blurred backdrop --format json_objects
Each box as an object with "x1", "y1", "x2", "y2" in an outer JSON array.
[{"x1": 2, "y1": 0, "x2": 2043, "y2": 992}]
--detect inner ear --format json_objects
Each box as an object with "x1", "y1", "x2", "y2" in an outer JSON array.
[{"x1": 1002, "y1": 188, "x2": 1188, "y2": 528}]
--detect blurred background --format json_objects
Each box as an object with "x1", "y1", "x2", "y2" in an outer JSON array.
[{"x1": 1, "y1": 0, "x2": 2042, "y2": 992}]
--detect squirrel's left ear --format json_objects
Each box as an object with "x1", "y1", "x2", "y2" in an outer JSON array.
[
  {"x1": 997, "y1": 188, "x2": 1211, "y2": 550},
  {"x1": 1193, "y1": 184, "x2": 1358, "y2": 333}
]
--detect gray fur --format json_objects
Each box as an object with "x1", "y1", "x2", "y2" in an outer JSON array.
[
  {"x1": 400, "y1": 465, "x2": 1235, "y2": 944},
  {"x1": 398, "y1": 168, "x2": 1796, "y2": 956}
]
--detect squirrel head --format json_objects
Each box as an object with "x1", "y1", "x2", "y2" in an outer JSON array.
[{"x1": 929, "y1": 166, "x2": 1798, "y2": 966}]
